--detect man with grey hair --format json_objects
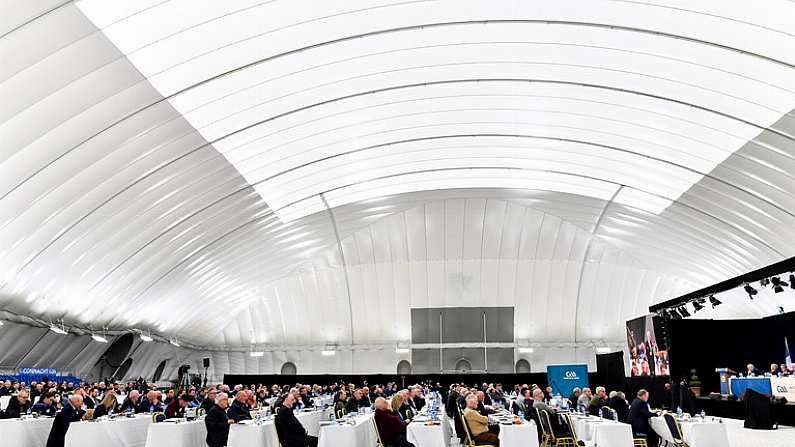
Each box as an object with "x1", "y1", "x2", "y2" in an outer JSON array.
[
  {"x1": 577, "y1": 387, "x2": 592, "y2": 410},
  {"x1": 374, "y1": 397, "x2": 414, "y2": 447},
  {"x1": 463, "y1": 394, "x2": 499, "y2": 445},
  {"x1": 46, "y1": 394, "x2": 85, "y2": 447},
  {"x1": 588, "y1": 386, "x2": 608, "y2": 416},
  {"x1": 228, "y1": 389, "x2": 253, "y2": 422},
  {"x1": 121, "y1": 389, "x2": 141, "y2": 413},
  {"x1": 205, "y1": 392, "x2": 232, "y2": 447}
]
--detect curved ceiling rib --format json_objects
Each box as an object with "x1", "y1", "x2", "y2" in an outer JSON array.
[{"x1": 2, "y1": 0, "x2": 795, "y2": 348}]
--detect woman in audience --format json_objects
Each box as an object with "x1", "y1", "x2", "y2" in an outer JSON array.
[{"x1": 92, "y1": 391, "x2": 119, "y2": 418}]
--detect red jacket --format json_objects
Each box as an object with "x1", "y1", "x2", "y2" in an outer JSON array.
[{"x1": 374, "y1": 409, "x2": 407, "y2": 443}]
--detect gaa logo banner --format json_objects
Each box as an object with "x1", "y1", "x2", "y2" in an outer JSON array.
[{"x1": 547, "y1": 364, "x2": 589, "y2": 397}]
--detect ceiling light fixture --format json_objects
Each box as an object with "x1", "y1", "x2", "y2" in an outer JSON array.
[
  {"x1": 744, "y1": 283, "x2": 758, "y2": 299},
  {"x1": 170, "y1": 339, "x2": 181, "y2": 347},
  {"x1": 249, "y1": 351, "x2": 264, "y2": 357},
  {"x1": 596, "y1": 346, "x2": 611, "y2": 354},
  {"x1": 519, "y1": 347, "x2": 535, "y2": 354},
  {"x1": 771, "y1": 276, "x2": 788, "y2": 293},
  {"x1": 139, "y1": 331, "x2": 153, "y2": 342},
  {"x1": 49, "y1": 320, "x2": 67, "y2": 335}
]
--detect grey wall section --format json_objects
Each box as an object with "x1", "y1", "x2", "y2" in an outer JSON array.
[
  {"x1": 411, "y1": 307, "x2": 514, "y2": 343},
  {"x1": 411, "y1": 347, "x2": 514, "y2": 373}
]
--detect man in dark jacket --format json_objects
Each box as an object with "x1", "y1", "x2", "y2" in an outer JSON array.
[
  {"x1": 345, "y1": 389, "x2": 362, "y2": 414},
  {"x1": 137, "y1": 390, "x2": 163, "y2": 413},
  {"x1": 205, "y1": 393, "x2": 233, "y2": 447},
  {"x1": 446, "y1": 385, "x2": 460, "y2": 417},
  {"x1": 609, "y1": 391, "x2": 630, "y2": 423},
  {"x1": 46, "y1": 395, "x2": 85, "y2": 447},
  {"x1": 32, "y1": 392, "x2": 58, "y2": 417},
  {"x1": 120, "y1": 390, "x2": 141, "y2": 413},
  {"x1": 627, "y1": 390, "x2": 659, "y2": 447},
  {"x1": 275, "y1": 393, "x2": 318, "y2": 447},
  {"x1": 374, "y1": 397, "x2": 415, "y2": 447},
  {"x1": 227, "y1": 390, "x2": 253, "y2": 422},
  {"x1": 6, "y1": 390, "x2": 32, "y2": 418},
  {"x1": 200, "y1": 388, "x2": 218, "y2": 414}
]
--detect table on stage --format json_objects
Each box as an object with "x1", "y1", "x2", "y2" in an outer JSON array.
[
  {"x1": 650, "y1": 416, "x2": 729, "y2": 447},
  {"x1": 728, "y1": 376, "x2": 795, "y2": 401},
  {"x1": 317, "y1": 412, "x2": 378, "y2": 447},
  {"x1": 570, "y1": 414, "x2": 633, "y2": 446},
  {"x1": 1, "y1": 416, "x2": 54, "y2": 447},
  {"x1": 65, "y1": 414, "x2": 152, "y2": 447},
  {"x1": 228, "y1": 408, "x2": 330, "y2": 447},
  {"x1": 145, "y1": 419, "x2": 206, "y2": 447}
]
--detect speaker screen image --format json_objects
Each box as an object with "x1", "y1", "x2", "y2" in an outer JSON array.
[{"x1": 626, "y1": 314, "x2": 669, "y2": 377}]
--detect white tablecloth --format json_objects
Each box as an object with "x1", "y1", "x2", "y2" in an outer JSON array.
[
  {"x1": 145, "y1": 419, "x2": 206, "y2": 447},
  {"x1": 650, "y1": 417, "x2": 729, "y2": 447},
  {"x1": 407, "y1": 421, "x2": 448, "y2": 447},
  {"x1": 498, "y1": 420, "x2": 539, "y2": 447},
  {"x1": 1, "y1": 395, "x2": 11, "y2": 409},
  {"x1": 65, "y1": 415, "x2": 152, "y2": 447},
  {"x1": 572, "y1": 415, "x2": 633, "y2": 447},
  {"x1": 228, "y1": 408, "x2": 330, "y2": 447},
  {"x1": 318, "y1": 413, "x2": 377, "y2": 447},
  {"x1": 1, "y1": 417, "x2": 54, "y2": 447}
]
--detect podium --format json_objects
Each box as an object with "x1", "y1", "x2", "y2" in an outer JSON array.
[{"x1": 716, "y1": 368, "x2": 736, "y2": 395}]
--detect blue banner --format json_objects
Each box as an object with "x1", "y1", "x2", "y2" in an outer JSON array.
[
  {"x1": 547, "y1": 364, "x2": 589, "y2": 397},
  {"x1": 19, "y1": 368, "x2": 57, "y2": 375}
]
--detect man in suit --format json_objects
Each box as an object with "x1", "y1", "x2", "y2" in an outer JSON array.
[
  {"x1": 275, "y1": 392, "x2": 318, "y2": 447},
  {"x1": 83, "y1": 388, "x2": 99, "y2": 410},
  {"x1": 373, "y1": 397, "x2": 415, "y2": 447},
  {"x1": 205, "y1": 392, "x2": 233, "y2": 447},
  {"x1": 410, "y1": 386, "x2": 425, "y2": 410},
  {"x1": 446, "y1": 385, "x2": 460, "y2": 417},
  {"x1": 46, "y1": 394, "x2": 85, "y2": 447},
  {"x1": 588, "y1": 387, "x2": 608, "y2": 416},
  {"x1": 628, "y1": 389, "x2": 659, "y2": 447},
  {"x1": 0, "y1": 380, "x2": 12, "y2": 397},
  {"x1": 6, "y1": 390, "x2": 32, "y2": 418},
  {"x1": 227, "y1": 390, "x2": 253, "y2": 422},
  {"x1": 476, "y1": 391, "x2": 497, "y2": 415}
]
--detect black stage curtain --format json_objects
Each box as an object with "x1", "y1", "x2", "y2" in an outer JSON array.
[
  {"x1": 224, "y1": 372, "x2": 558, "y2": 389},
  {"x1": 667, "y1": 310, "x2": 795, "y2": 395},
  {"x1": 595, "y1": 351, "x2": 626, "y2": 395}
]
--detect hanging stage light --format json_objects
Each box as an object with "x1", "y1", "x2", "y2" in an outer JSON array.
[
  {"x1": 709, "y1": 295, "x2": 722, "y2": 308},
  {"x1": 744, "y1": 283, "x2": 758, "y2": 299},
  {"x1": 678, "y1": 306, "x2": 691, "y2": 318},
  {"x1": 790, "y1": 273, "x2": 795, "y2": 289},
  {"x1": 692, "y1": 300, "x2": 705, "y2": 313},
  {"x1": 771, "y1": 276, "x2": 789, "y2": 293},
  {"x1": 760, "y1": 277, "x2": 771, "y2": 287}
]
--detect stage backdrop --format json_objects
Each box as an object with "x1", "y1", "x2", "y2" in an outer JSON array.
[
  {"x1": 547, "y1": 364, "x2": 589, "y2": 397},
  {"x1": 668, "y1": 310, "x2": 795, "y2": 395}
]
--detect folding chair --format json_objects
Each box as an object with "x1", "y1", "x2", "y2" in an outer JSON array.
[
  {"x1": 561, "y1": 413, "x2": 585, "y2": 446},
  {"x1": 632, "y1": 436, "x2": 649, "y2": 447},
  {"x1": 458, "y1": 409, "x2": 496, "y2": 447},
  {"x1": 663, "y1": 413, "x2": 690, "y2": 447},
  {"x1": 151, "y1": 412, "x2": 166, "y2": 423},
  {"x1": 540, "y1": 410, "x2": 576, "y2": 447},
  {"x1": 371, "y1": 415, "x2": 385, "y2": 447}
]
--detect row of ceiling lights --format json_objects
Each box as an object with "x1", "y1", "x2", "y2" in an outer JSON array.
[
  {"x1": 45, "y1": 320, "x2": 181, "y2": 347},
  {"x1": 661, "y1": 273, "x2": 795, "y2": 320}
]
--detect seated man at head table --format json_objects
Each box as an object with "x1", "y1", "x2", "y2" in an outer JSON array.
[
  {"x1": 745, "y1": 363, "x2": 758, "y2": 377},
  {"x1": 274, "y1": 392, "x2": 318, "y2": 447},
  {"x1": 627, "y1": 389, "x2": 659, "y2": 447},
  {"x1": 227, "y1": 389, "x2": 253, "y2": 422},
  {"x1": 32, "y1": 391, "x2": 58, "y2": 417},
  {"x1": 5, "y1": 389, "x2": 32, "y2": 418},
  {"x1": 463, "y1": 394, "x2": 500, "y2": 446},
  {"x1": 373, "y1": 397, "x2": 415, "y2": 447},
  {"x1": 205, "y1": 392, "x2": 234, "y2": 447},
  {"x1": 46, "y1": 394, "x2": 86, "y2": 447}
]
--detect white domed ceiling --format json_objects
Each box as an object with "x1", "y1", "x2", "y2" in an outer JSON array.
[{"x1": 1, "y1": 0, "x2": 795, "y2": 349}]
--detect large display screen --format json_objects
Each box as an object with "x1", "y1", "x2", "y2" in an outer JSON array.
[{"x1": 626, "y1": 314, "x2": 669, "y2": 376}]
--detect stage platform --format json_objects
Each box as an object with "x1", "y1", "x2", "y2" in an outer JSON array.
[{"x1": 695, "y1": 396, "x2": 795, "y2": 427}]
